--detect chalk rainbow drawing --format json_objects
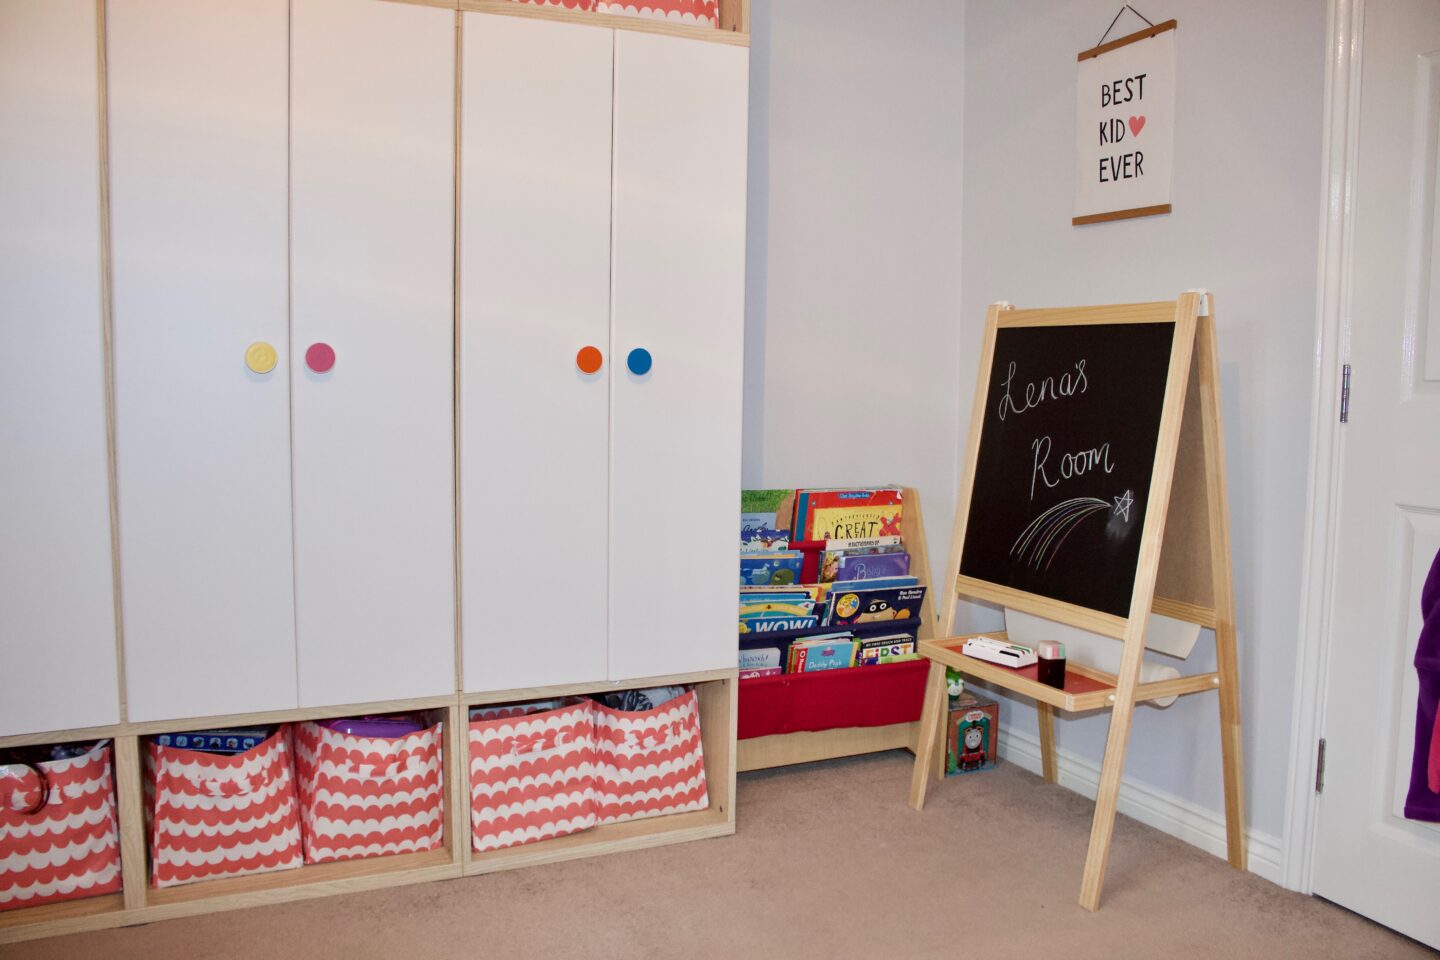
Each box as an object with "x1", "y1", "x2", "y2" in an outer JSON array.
[{"x1": 1010, "y1": 496, "x2": 1111, "y2": 570}]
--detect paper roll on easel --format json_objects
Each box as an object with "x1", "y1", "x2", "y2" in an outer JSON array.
[{"x1": 1004, "y1": 608, "x2": 1197, "y2": 707}]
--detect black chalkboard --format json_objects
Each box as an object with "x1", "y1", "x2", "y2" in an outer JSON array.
[{"x1": 959, "y1": 322, "x2": 1176, "y2": 618}]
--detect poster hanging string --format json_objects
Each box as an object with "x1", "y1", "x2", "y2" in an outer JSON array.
[{"x1": 1096, "y1": 5, "x2": 1156, "y2": 47}]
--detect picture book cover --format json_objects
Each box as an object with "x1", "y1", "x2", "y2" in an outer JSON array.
[
  {"x1": 837, "y1": 551, "x2": 911, "y2": 582},
  {"x1": 824, "y1": 535, "x2": 903, "y2": 551},
  {"x1": 740, "y1": 528, "x2": 791, "y2": 553},
  {"x1": 828, "y1": 585, "x2": 928, "y2": 627},
  {"x1": 740, "y1": 551, "x2": 805, "y2": 586},
  {"x1": 828, "y1": 576, "x2": 920, "y2": 593},
  {"x1": 857, "y1": 633, "x2": 917, "y2": 665},
  {"x1": 740, "y1": 585, "x2": 820, "y2": 600},
  {"x1": 818, "y1": 547, "x2": 907, "y2": 583},
  {"x1": 741, "y1": 489, "x2": 796, "y2": 542},
  {"x1": 794, "y1": 487, "x2": 903, "y2": 542},
  {"x1": 785, "y1": 633, "x2": 852, "y2": 672},
  {"x1": 739, "y1": 615, "x2": 820, "y2": 635},
  {"x1": 739, "y1": 646, "x2": 783, "y2": 671},
  {"x1": 795, "y1": 637, "x2": 857, "y2": 672},
  {"x1": 739, "y1": 599, "x2": 814, "y2": 619}
]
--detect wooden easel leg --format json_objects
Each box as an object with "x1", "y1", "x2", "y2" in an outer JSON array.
[
  {"x1": 1197, "y1": 304, "x2": 1248, "y2": 871},
  {"x1": 1037, "y1": 702, "x2": 1058, "y2": 783},
  {"x1": 1078, "y1": 691, "x2": 1138, "y2": 911},
  {"x1": 114, "y1": 734, "x2": 148, "y2": 910},
  {"x1": 908, "y1": 660, "x2": 948, "y2": 810},
  {"x1": 1215, "y1": 624, "x2": 1247, "y2": 870}
]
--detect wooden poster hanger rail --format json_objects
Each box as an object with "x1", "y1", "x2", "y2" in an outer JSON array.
[{"x1": 906, "y1": 292, "x2": 1245, "y2": 911}]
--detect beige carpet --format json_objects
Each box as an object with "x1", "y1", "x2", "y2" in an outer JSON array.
[{"x1": 6, "y1": 752, "x2": 1431, "y2": 960}]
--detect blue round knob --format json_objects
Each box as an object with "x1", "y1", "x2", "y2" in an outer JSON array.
[{"x1": 626, "y1": 347, "x2": 653, "y2": 376}]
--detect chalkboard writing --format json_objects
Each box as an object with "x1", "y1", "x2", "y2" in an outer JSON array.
[{"x1": 959, "y1": 322, "x2": 1175, "y2": 618}]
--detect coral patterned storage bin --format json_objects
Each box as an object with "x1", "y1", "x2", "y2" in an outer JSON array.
[
  {"x1": 0, "y1": 742, "x2": 122, "y2": 911},
  {"x1": 596, "y1": 0, "x2": 719, "y2": 27},
  {"x1": 291, "y1": 721, "x2": 445, "y2": 865},
  {"x1": 468, "y1": 700, "x2": 597, "y2": 853},
  {"x1": 592, "y1": 689, "x2": 708, "y2": 825},
  {"x1": 146, "y1": 730, "x2": 302, "y2": 888}
]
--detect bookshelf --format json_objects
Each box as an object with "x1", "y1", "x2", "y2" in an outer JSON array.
[{"x1": 736, "y1": 487, "x2": 946, "y2": 772}]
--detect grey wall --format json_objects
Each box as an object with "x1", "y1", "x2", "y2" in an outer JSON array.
[
  {"x1": 741, "y1": 0, "x2": 967, "y2": 581},
  {"x1": 742, "y1": 0, "x2": 1325, "y2": 859},
  {"x1": 955, "y1": 1, "x2": 1325, "y2": 845}
]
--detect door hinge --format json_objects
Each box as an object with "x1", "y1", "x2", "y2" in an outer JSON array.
[
  {"x1": 1339, "y1": 364, "x2": 1351, "y2": 423},
  {"x1": 1315, "y1": 738, "x2": 1327, "y2": 794}
]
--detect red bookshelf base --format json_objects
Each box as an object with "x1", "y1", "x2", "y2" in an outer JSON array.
[{"x1": 736, "y1": 659, "x2": 929, "y2": 740}]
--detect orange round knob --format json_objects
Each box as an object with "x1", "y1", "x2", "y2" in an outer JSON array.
[{"x1": 576, "y1": 346, "x2": 603, "y2": 374}]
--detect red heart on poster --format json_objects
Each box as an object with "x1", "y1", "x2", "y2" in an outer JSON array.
[{"x1": 1129, "y1": 115, "x2": 1147, "y2": 137}]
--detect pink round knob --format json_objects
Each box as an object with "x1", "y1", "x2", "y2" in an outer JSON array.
[{"x1": 306, "y1": 342, "x2": 335, "y2": 374}]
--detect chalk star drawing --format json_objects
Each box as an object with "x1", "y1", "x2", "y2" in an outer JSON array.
[
  {"x1": 1112, "y1": 489, "x2": 1134, "y2": 523},
  {"x1": 1011, "y1": 497, "x2": 1110, "y2": 570}
]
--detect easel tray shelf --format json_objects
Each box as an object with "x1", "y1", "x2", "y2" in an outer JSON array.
[{"x1": 922, "y1": 633, "x2": 1220, "y2": 712}]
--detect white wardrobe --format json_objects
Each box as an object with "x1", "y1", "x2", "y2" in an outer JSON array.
[
  {"x1": 0, "y1": 0, "x2": 119, "y2": 736},
  {"x1": 0, "y1": 0, "x2": 747, "y2": 735},
  {"x1": 108, "y1": 0, "x2": 455, "y2": 723},
  {"x1": 460, "y1": 17, "x2": 748, "y2": 691}
]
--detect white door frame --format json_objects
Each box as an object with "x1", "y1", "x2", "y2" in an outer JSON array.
[{"x1": 1282, "y1": 0, "x2": 1364, "y2": 894}]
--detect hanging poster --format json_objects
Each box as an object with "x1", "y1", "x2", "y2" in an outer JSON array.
[{"x1": 1073, "y1": 19, "x2": 1176, "y2": 226}]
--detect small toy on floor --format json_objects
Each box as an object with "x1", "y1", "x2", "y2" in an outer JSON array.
[{"x1": 946, "y1": 689, "x2": 999, "y2": 775}]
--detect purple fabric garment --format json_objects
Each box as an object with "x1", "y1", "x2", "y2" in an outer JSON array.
[{"x1": 1404, "y1": 547, "x2": 1440, "y2": 822}]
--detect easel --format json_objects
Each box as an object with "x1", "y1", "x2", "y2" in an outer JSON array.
[{"x1": 907, "y1": 292, "x2": 1246, "y2": 911}]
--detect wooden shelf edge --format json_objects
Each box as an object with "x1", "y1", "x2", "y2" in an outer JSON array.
[
  {"x1": 0, "y1": 853, "x2": 461, "y2": 945},
  {"x1": 465, "y1": 807, "x2": 733, "y2": 876},
  {"x1": 461, "y1": 668, "x2": 736, "y2": 706},
  {"x1": 455, "y1": 0, "x2": 749, "y2": 46},
  {"x1": 0, "y1": 893, "x2": 125, "y2": 939},
  {"x1": 736, "y1": 722, "x2": 917, "y2": 772}
]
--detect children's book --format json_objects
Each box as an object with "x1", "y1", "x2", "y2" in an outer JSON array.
[
  {"x1": 856, "y1": 633, "x2": 917, "y2": 665},
  {"x1": 740, "y1": 528, "x2": 791, "y2": 553},
  {"x1": 740, "y1": 585, "x2": 821, "y2": 601},
  {"x1": 789, "y1": 636, "x2": 857, "y2": 672},
  {"x1": 827, "y1": 585, "x2": 928, "y2": 627},
  {"x1": 741, "y1": 489, "x2": 796, "y2": 543},
  {"x1": 739, "y1": 615, "x2": 820, "y2": 634},
  {"x1": 739, "y1": 646, "x2": 784, "y2": 671},
  {"x1": 836, "y1": 551, "x2": 911, "y2": 581},
  {"x1": 740, "y1": 599, "x2": 814, "y2": 619},
  {"x1": 740, "y1": 551, "x2": 805, "y2": 586},
  {"x1": 793, "y1": 487, "x2": 903, "y2": 542},
  {"x1": 824, "y1": 535, "x2": 903, "y2": 551},
  {"x1": 828, "y1": 576, "x2": 920, "y2": 592},
  {"x1": 817, "y1": 546, "x2": 907, "y2": 583}
]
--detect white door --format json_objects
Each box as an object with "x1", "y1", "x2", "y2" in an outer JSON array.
[
  {"x1": 460, "y1": 14, "x2": 613, "y2": 692},
  {"x1": 290, "y1": 0, "x2": 456, "y2": 707},
  {"x1": 1312, "y1": 0, "x2": 1440, "y2": 947},
  {"x1": 108, "y1": 0, "x2": 296, "y2": 722},
  {"x1": 609, "y1": 32, "x2": 748, "y2": 681},
  {"x1": 0, "y1": 0, "x2": 119, "y2": 735}
]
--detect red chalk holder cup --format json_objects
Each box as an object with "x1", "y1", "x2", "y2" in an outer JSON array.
[{"x1": 1037, "y1": 641, "x2": 1066, "y2": 689}]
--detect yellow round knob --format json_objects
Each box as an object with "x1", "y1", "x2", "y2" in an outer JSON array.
[{"x1": 245, "y1": 341, "x2": 278, "y2": 374}]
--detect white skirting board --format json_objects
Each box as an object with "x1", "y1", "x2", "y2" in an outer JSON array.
[{"x1": 997, "y1": 728, "x2": 1283, "y2": 885}]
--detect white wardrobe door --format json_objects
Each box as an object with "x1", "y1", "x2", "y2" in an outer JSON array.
[
  {"x1": 0, "y1": 0, "x2": 119, "y2": 735},
  {"x1": 108, "y1": 0, "x2": 296, "y2": 722},
  {"x1": 609, "y1": 33, "x2": 748, "y2": 681},
  {"x1": 291, "y1": 0, "x2": 456, "y2": 707},
  {"x1": 460, "y1": 15, "x2": 612, "y2": 692}
]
